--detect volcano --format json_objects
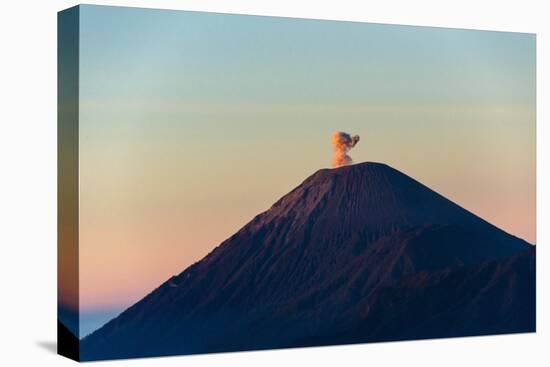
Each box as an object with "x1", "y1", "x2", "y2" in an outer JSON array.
[{"x1": 80, "y1": 162, "x2": 535, "y2": 361}]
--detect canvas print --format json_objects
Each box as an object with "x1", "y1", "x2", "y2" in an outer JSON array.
[{"x1": 58, "y1": 5, "x2": 536, "y2": 362}]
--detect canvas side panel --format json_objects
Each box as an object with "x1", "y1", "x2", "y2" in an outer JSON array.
[{"x1": 58, "y1": 5, "x2": 80, "y2": 362}]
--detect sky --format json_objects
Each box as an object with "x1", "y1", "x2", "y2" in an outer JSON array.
[{"x1": 76, "y1": 5, "x2": 535, "y2": 337}]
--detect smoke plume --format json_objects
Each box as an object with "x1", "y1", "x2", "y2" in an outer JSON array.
[{"x1": 331, "y1": 131, "x2": 360, "y2": 168}]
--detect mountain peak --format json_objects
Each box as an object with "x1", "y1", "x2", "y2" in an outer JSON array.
[
  {"x1": 266, "y1": 161, "x2": 488, "y2": 235},
  {"x1": 302, "y1": 161, "x2": 393, "y2": 184}
]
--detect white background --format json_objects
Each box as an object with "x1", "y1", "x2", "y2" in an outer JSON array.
[{"x1": 0, "y1": 0, "x2": 547, "y2": 366}]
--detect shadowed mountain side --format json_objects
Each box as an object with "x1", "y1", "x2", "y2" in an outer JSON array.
[
  {"x1": 296, "y1": 247, "x2": 535, "y2": 347},
  {"x1": 358, "y1": 247, "x2": 535, "y2": 340},
  {"x1": 80, "y1": 162, "x2": 534, "y2": 361},
  {"x1": 232, "y1": 225, "x2": 533, "y2": 348},
  {"x1": 58, "y1": 321, "x2": 79, "y2": 361}
]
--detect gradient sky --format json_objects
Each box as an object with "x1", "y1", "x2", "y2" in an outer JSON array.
[{"x1": 77, "y1": 5, "x2": 535, "y2": 337}]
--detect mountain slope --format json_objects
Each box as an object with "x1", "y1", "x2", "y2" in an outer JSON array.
[
  {"x1": 286, "y1": 247, "x2": 535, "y2": 349},
  {"x1": 81, "y1": 162, "x2": 534, "y2": 360},
  {"x1": 58, "y1": 321, "x2": 79, "y2": 361}
]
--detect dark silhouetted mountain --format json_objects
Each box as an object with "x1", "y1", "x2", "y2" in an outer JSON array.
[
  {"x1": 58, "y1": 320, "x2": 79, "y2": 361},
  {"x1": 81, "y1": 162, "x2": 535, "y2": 361}
]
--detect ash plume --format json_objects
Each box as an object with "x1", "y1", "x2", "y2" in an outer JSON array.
[{"x1": 331, "y1": 131, "x2": 360, "y2": 168}]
